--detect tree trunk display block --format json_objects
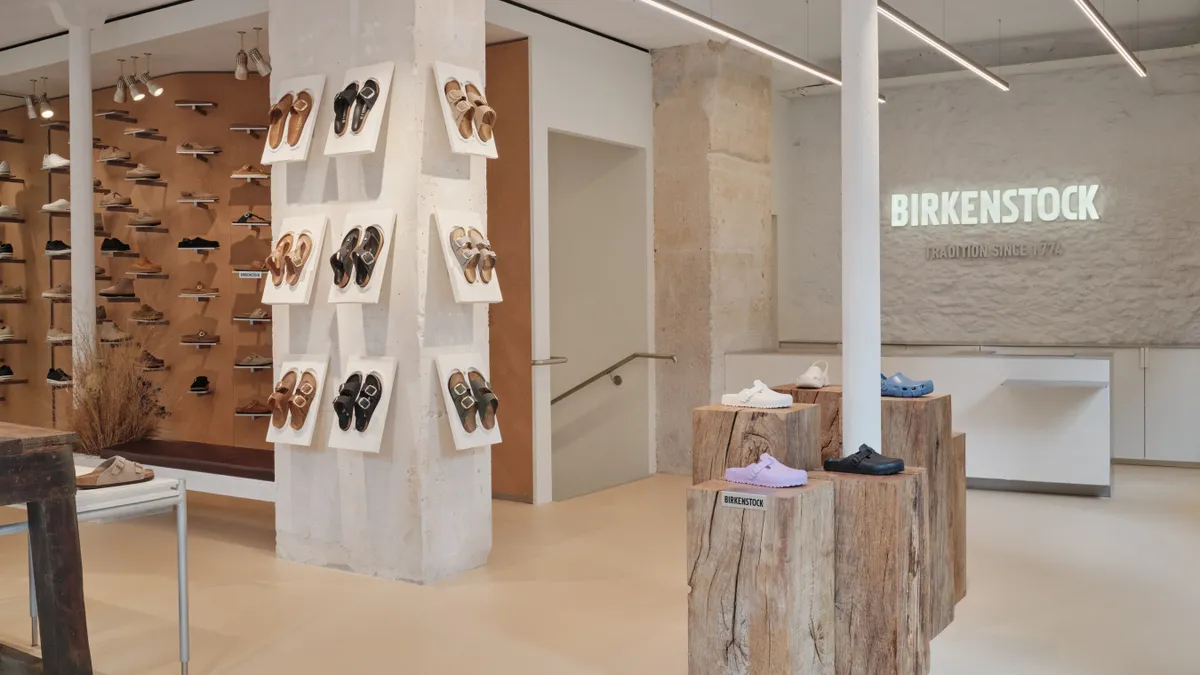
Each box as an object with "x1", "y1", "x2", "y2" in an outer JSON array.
[
  {"x1": 692, "y1": 404, "x2": 821, "y2": 484},
  {"x1": 808, "y1": 469, "x2": 930, "y2": 675},
  {"x1": 951, "y1": 432, "x2": 967, "y2": 604},
  {"x1": 687, "y1": 480, "x2": 835, "y2": 675},
  {"x1": 771, "y1": 385, "x2": 843, "y2": 462},
  {"x1": 880, "y1": 394, "x2": 954, "y2": 638}
]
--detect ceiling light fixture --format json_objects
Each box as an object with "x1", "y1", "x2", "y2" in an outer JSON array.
[
  {"x1": 138, "y1": 53, "x2": 164, "y2": 96},
  {"x1": 877, "y1": 1, "x2": 1009, "y2": 91},
  {"x1": 128, "y1": 56, "x2": 146, "y2": 101},
  {"x1": 632, "y1": 0, "x2": 886, "y2": 102},
  {"x1": 38, "y1": 77, "x2": 53, "y2": 119},
  {"x1": 114, "y1": 59, "x2": 127, "y2": 104},
  {"x1": 234, "y1": 30, "x2": 249, "y2": 81},
  {"x1": 25, "y1": 80, "x2": 37, "y2": 119},
  {"x1": 249, "y1": 27, "x2": 271, "y2": 76},
  {"x1": 1070, "y1": 0, "x2": 1147, "y2": 77}
]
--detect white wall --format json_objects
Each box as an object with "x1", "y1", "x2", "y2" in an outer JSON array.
[
  {"x1": 548, "y1": 132, "x2": 649, "y2": 500},
  {"x1": 775, "y1": 47, "x2": 1200, "y2": 346},
  {"x1": 487, "y1": 0, "x2": 654, "y2": 502}
]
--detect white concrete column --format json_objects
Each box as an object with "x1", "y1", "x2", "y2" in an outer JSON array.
[
  {"x1": 270, "y1": 0, "x2": 491, "y2": 584},
  {"x1": 840, "y1": 0, "x2": 882, "y2": 456},
  {"x1": 67, "y1": 25, "x2": 96, "y2": 358}
]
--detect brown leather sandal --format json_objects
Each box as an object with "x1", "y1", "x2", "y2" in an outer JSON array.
[
  {"x1": 449, "y1": 227, "x2": 479, "y2": 284},
  {"x1": 286, "y1": 91, "x2": 314, "y2": 147},
  {"x1": 464, "y1": 83, "x2": 496, "y2": 143},
  {"x1": 289, "y1": 370, "x2": 319, "y2": 430},
  {"x1": 267, "y1": 233, "x2": 294, "y2": 287},
  {"x1": 268, "y1": 92, "x2": 293, "y2": 150},
  {"x1": 285, "y1": 232, "x2": 313, "y2": 286},
  {"x1": 269, "y1": 370, "x2": 298, "y2": 428},
  {"x1": 444, "y1": 79, "x2": 474, "y2": 140}
]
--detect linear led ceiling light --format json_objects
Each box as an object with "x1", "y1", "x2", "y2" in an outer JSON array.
[
  {"x1": 633, "y1": 0, "x2": 886, "y2": 102},
  {"x1": 1070, "y1": 0, "x2": 1147, "y2": 77},
  {"x1": 877, "y1": 1, "x2": 1009, "y2": 91}
]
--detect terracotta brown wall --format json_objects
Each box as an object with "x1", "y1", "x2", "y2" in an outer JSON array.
[{"x1": 0, "y1": 72, "x2": 273, "y2": 451}]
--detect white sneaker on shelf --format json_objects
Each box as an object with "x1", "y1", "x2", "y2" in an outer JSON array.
[
  {"x1": 41, "y1": 198, "x2": 70, "y2": 213},
  {"x1": 796, "y1": 360, "x2": 830, "y2": 389},
  {"x1": 0, "y1": 160, "x2": 10, "y2": 177},
  {"x1": 0, "y1": 205, "x2": 18, "y2": 218},
  {"x1": 98, "y1": 322, "x2": 130, "y2": 343},
  {"x1": 0, "y1": 324, "x2": 14, "y2": 341},
  {"x1": 42, "y1": 153, "x2": 70, "y2": 170},
  {"x1": 46, "y1": 327, "x2": 71, "y2": 344},
  {"x1": 721, "y1": 380, "x2": 792, "y2": 409}
]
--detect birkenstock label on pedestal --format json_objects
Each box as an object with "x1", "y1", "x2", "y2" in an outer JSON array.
[{"x1": 719, "y1": 489, "x2": 769, "y2": 511}]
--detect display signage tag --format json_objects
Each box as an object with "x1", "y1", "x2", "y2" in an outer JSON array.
[
  {"x1": 890, "y1": 185, "x2": 1101, "y2": 227},
  {"x1": 237, "y1": 271, "x2": 267, "y2": 280},
  {"x1": 719, "y1": 489, "x2": 768, "y2": 511}
]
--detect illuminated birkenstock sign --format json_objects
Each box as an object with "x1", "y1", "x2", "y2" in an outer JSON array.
[{"x1": 890, "y1": 185, "x2": 1101, "y2": 227}]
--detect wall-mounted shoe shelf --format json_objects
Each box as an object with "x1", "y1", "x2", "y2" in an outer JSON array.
[
  {"x1": 102, "y1": 296, "x2": 141, "y2": 303},
  {"x1": 94, "y1": 187, "x2": 109, "y2": 194},
  {"x1": 95, "y1": 275, "x2": 111, "y2": 281},
  {"x1": 0, "y1": 259, "x2": 27, "y2": 264},
  {"x1": 233, "y1": 316, "x2": 270, "y2": 325},
  {"x1": 0, "y1": 135, "x2": 24, "y2": 144},
  {"x1": 123, "y1": 130, "x2": 166, "y2": 141},
  {"x1": 98, "y1": 159, "x2": 137, "y2": 169},
  {"x1": 234, "y1": 412, "x2": 271, "y2": 419},
  {"x1": 132, "y1": 319, "x2": 169, "y2": 326},
  {"x1": 178, "y1": 294, "x2": 217, "y2": 301},
  {"x1": 126, "y1": 178, "x2": 167, "y2": 187},
  {"x1": 42, "y1": 211, "x2": 70, "y2": 218},
  {"x1": 45, "y1": 297, "x2": 70, "y2": 303},
  {"x1": 0, "y1": 298, "x2": 27, "y2": 304},
  {"x1": 139, "y1": 366, "x2": 168, "y2": 373},
  {"x1": 230, "y1": 124, "x2": 268, "y2": 138},
  {"x1": 0, "y1": 379, "x2": 30, "y2": 385},
  {"x1": 234, "y1": 364, "x2": 271, "y2": 372},
  {"x1": 45, "y1": 167, "x2": 68, "y2": 175},
  {"x1": 101, "y1": 250, "x2": 138, "y2": 258},
  {"x1": 96, "y1": 110, "x2": 136, "y2": 124},
  {"x1": 0, "y1": 340, "x2": 28, "y2": 345},
  {"x1": 0, "y1": 176, "x2": 25, "y2": 184},
  {"x1": 177, "y1": 198, "x2": 218, "y2": 206},
  {"x1": 126, "y1": 225, "x2": 169, "y2": 234},
  {"x1": 128, "y1": 272, "x2": 169, "y2": 279},
  {"x1": 42, "y1": 122, "x2": 68, "y2": 132},
  {"x1": 0, "y1": 217, "x2": 24, "y2": 224},
  {"x1": 180, "y1": 342, "x2": 217, "y2": 349},
  {"x1": 231, "y1": 220, "x2": 270, "y2": 228},
  {"x1": 100, "y1": 205, "x2": 138, "y2": 213},
  {"x1": 175, "y1": 100, "x2": 217, "y2": 115},
  {"x1": 177, "y1": 150, "x2": 221, "y2": 163}
]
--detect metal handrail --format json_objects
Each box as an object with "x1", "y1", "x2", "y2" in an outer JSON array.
[{"x1": 551, "y1": 352, "x2": 676, "y2": 405}]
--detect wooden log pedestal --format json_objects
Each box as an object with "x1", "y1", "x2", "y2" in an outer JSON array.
[
  {"x1": 769, "y1": 385, "x2": 843, "y2": 462},
  {"x1": 880, "y1": 394, "x2": 954, "y2": 637},
  {"x1": 951, "y1": 432, "x2": 967, "y2": 604},
  {"x1": 809, "y1": 469, "x2": 930, "y2": 675},
  {"x1": 687, "y1": 480, "x2": 835, "y2": 675},
  {"x1": 692, "y1": 404, "x2": 822, "y2": 484}
]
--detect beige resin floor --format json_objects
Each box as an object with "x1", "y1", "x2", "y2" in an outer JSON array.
[{"x1": 0, "y1": 465, "x2": 1197, "y2": 674}]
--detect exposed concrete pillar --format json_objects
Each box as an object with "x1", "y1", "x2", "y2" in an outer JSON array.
[
  {"x1": 270, "y1": 0, "x2": 491, "y2": 583},
  {"x1": 653, "y1": 41, "x2": 776, "y2": 475}
]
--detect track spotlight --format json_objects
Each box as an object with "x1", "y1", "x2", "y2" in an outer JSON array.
[
  {"x1": 249, "y1": 27, "x2": 271, "y2": 76},
  {"x1": 139, "y1": 53, "x2": 164, "y2": 97},
  {"x1": 114, "y1": 59, "x2": 127, "y2": 104},
  {"x1": 235, "y1": 31, "x2": 249, "y2": 80},
  {"x1": 38, "y1": 77, "x2": 53, "y2": 119},
  {"x1": 128, "y1": 57, "x2": 145, "y2": 101}
]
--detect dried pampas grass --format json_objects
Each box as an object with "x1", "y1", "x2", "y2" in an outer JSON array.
[{"x1": 66, "y1": 324, "x2": 169, "y2": 455}]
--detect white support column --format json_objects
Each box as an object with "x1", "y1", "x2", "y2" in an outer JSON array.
[
  {"x1": 67, "y1": 25, "x2": 96, "y2": 359},
  {"x1": 840, "y1": 0, "x2": 882, "y2": 456}
]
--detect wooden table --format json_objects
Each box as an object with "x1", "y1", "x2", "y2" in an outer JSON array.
[{"x1": 0, "y1": 422, "x2": 93, "y2": 674}]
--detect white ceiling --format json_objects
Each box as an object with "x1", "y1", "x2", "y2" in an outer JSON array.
[
  {"x1": 0, "y1": 0, "x2": 176, "y2": 48},
  {"x1": 0, "y1": 14, "x2": 268, "y2": 103},
  {"x1": 515, "y1": 0, "x2": 1199, "y2": 58}
]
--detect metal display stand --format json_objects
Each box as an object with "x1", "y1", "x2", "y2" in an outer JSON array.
[{"x1": 0, "y1": 469, "x2": 190, "y2": 675}]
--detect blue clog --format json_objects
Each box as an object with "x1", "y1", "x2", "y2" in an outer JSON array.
[{"x1": 881, "y1": 372, "x2": 934, "y2": 398}]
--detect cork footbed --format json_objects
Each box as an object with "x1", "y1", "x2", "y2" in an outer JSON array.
[
  {"x1": 268, "y1": 92, "x2": 294, "y2": 150},
  {"x1": 269, "y1": 369, "x2": 299, "y2": 428}
]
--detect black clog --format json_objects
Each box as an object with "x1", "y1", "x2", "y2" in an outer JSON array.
[{"x1": 823, "y1": 444, "x2": 905, "y2": 476}]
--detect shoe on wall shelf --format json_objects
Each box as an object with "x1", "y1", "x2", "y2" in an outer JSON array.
[{"x1": 0, "y1": 175, "x2": 24, "y2": 185}]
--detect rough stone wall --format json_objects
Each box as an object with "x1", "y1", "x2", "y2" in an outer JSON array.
[
  {"x1": 778, "y1": 54, "x2": 1200, "y2": 346},
  {"x1": 654, "y1": 42, "x2": 776, "y2": 474}
]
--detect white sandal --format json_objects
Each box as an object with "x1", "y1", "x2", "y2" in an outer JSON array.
[{"x1": 796, "y1": 360, "x2": 830, "y2": 389}]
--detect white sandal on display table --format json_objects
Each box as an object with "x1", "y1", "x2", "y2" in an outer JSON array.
[
  {"x1": 796, "y1": 360, "x2": 830, "y2": 389},
  {"x1": 720, "y1": 380, "x2": 792, "y2": 409}
]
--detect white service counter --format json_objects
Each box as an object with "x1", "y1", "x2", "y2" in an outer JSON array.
[{"x1": 726, "y1": 350, "x2": 1112, "y2": 496}]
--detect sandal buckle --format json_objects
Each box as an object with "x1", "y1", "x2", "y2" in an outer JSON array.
[{"x1": 358, "y1": 251, "x2": 376, "y2": 266}]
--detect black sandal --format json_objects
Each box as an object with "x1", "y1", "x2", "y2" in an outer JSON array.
[
  {"x1": 333, "y1": 82, "x2": 359, "y2": 137},
  {"x1": 352, "y1": 225, "x2": 383, "y2": 288},
  {"x1": 467, "y1": 369, "x2": 498, "y2": 430},
  {"x1": 330, "y1": 227, "x2": 362, "y2": 289},
  {"x1": 351, "y1": 78, "x2": 379, "y2": 135},
  {"x1": 448, "y1": 370, "x2": 477, "y2": 433},
  {"x1": 333, "y1": 372, "x2": 362, "y2": 431},
  {"x1": 354, "y1": 373, "x2": 383, "y2": 432}
]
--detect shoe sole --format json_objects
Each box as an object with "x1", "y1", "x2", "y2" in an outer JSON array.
[
  {"x1": 719, "y1": 396, "x2": 792, "y2": 408},
  {"x1": 0, "y1": 254, "x2": 13, "y2": 259},
  {"x1": 722, "y1": 475, "x2": 808, "y2": 488},
  {"x1": 45, "y1": 251, "x2": 71, "y2": 257},
  {"x1": 41, "y1": 294, "x2": 69, "y2": 299},
  {"x1": 0, "y1": 375, "x2": 12, "y2": 381},
  {"x1": 99, "y1": 293, "x2": 134, "y2": 297},
  {"x1": 0, "y1": 337, "x2": 14, "y2": 342}
]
